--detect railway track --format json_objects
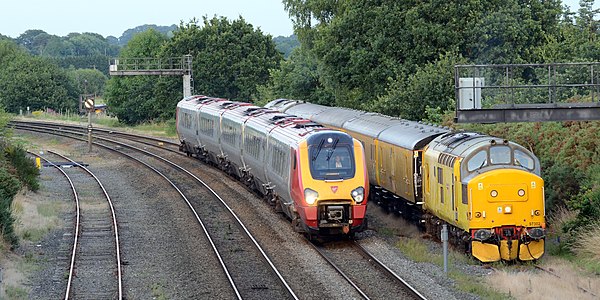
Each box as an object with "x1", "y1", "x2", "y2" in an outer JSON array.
[
  {"x1": 33, "y1": 151, "x2": 123, "y2": 299},
  {"x1": 15, "y1": 121, "x2": 298, "y2": 299},
  {"x1": 308, "y1": 239, "x2": 427, "y2": 300},
  {"x1": 14, "y1": 119, "x2": 434, "y2": 299}
]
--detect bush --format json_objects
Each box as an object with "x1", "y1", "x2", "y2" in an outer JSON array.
[
  {"x1": 0, "y1": 167, "x2": 20, "y2": 247},
  {"x1": 4, "y1": 145, "x2": 39, "y2": 192},
  {"x1": 542, "y1": 161, "x2": 585, "y2": 213},
  {"x1": 0, "y1": 166, "x2": 21, "y2": 199},
  {"x1": 564, "y1": 188, "x2": 600, "y2": 233}
]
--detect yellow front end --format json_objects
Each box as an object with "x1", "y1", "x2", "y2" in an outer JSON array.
[
  {"x1": 295, "y1": 139, "x2": 369, "y2": 234},
  {"x1": 468, "y1": 169, "x2": 545, "y2": 262}
]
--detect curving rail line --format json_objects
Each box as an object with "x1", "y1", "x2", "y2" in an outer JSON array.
[
  {"x1": 15, "y1": 121, "x2": 299, "y2": 300},
  {"x1": 30, "y1": 151, "x2": 123, "y2": 300}
]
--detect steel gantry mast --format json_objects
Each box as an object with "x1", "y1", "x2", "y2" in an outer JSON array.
[{"x1": 109, "y1": 55, "x2": 193, "y2": 97}]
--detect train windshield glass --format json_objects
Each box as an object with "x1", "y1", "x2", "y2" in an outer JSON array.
[
  {"x1": 467, "y1": 150, "x2": 488, "y2": 172},
  {"x1": 490, "y1": 146, "x2": 511, "y2": 165},
  {"x1": 309, "y1": 145, "x2": 355, "y2": 180},
  {"x1": 514, "y1": 149, "x2": 534, "y2": 170}
]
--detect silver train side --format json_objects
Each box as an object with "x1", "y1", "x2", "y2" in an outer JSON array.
[{"x1": 176, "y1": 95, "x2": 369, "y2": 236}]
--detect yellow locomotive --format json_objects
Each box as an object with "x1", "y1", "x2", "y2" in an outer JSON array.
[{"x1": 266, "y1": 99, "x2": 546, "y2": 262}]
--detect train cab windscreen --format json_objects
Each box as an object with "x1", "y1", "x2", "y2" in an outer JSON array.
[{"x1": 308, "y1": 135, "x2": 355, "y2": 180}]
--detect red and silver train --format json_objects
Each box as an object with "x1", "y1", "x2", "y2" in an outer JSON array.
[{"x1": 176, "y1": 95, "x2": 369, "y2": 236}]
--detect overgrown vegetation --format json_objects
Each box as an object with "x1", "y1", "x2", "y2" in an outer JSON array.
[{"x1": 0, "y1": 109, "x2": 39, "y2": 247}]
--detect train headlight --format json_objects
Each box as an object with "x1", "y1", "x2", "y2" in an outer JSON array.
[
  {"x1": 473, "y1": 229, "x2": 493, "y2": 241},
  {"x1": 518, "y1": 189, "x2": 525, "y2": 197},
  {"x1": 490, "y1": 190, "x2": 498, "y2": 197},
  {"x1": 304, "y1": 188, "x2": 319, "y2": 205},
  {"x1": 534, "y1": 210, "x2": 541, "y2": 216},
  {"x1": 351, "y1": 187, "x2": 365, "y2": 203},
  {"x1": 504, "y1": 205, "x2": 512, "y2": 214},
  {"x1": 527, "y1": 228, "x2": 545, "y2": 240}
]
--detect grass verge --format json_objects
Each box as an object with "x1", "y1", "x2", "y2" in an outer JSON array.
[
  {"x1": 396, "y1": 237, "x2": 509, "y2": 299},
  {"x1": 19, "y1": 112, "x2": 177, "y2": 138}
]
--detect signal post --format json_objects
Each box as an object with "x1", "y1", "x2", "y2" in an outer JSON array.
[{"x1": 84, "y1": 98, "x2": 94, "y2": 152}]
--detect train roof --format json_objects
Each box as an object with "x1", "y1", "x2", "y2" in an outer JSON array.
[
  {"x1": 269, "y1": 100, "x2": 449, "y2": 150},
  {"x1": 431, "y1": 132, "x2": 494, "y2": 157}
]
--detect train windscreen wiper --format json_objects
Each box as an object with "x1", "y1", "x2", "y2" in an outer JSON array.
[
  {"x1": 312, "y1": 139, "x2": 325, "y2": 161},
  {"x1": 325, "y1": 138, "x2": 339, "y2": 162}
]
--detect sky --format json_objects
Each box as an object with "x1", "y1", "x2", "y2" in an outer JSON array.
[{"x1": 0, "y1": 0, "x2": 295, "y2": 38}]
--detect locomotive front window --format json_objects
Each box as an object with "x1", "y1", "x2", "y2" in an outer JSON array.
[
  {"x1": 309, "y1": 145, "x2": 355, "y2": 180},
  {"x1": 514, "y1": 149, "x2": 534, "y2": 170},
  {"x1": 467, "y1": 150, "x2": 487, "y2": 172},
  {"x1": 490, "y1": 146, "x2": 511, "y2": 165}
]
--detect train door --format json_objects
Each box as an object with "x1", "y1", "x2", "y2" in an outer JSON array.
[
  {"x1": 403, "y1": 154, "x2": 411, "y2": 199},
  {"x1": 413, "y1": 151, "x2": 423, "y2": 203},
  {"x1": 378, "y1": 144, "x2": 387, "y2": 187},
  {"x1": 390, "y1": 147, "x2": 396, "y2": 193},
  {"x1": 369, "y1": 143, "x2": 377, "y2": 181}
]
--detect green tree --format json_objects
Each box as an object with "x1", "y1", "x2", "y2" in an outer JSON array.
[
  {"x1": 273, "y1": 34, "x2": 300, "y2": 59},
  {"x1": 67, "y1": 68, "x2": 108, "y2": 95},
  {"x1": 162, "y1": 17, "x2": 282, "y2": 101},
  {"x1": 282, "y1": 0, "x2": 563, "y2": 112},
  {"x1": 104, "y1": 29, "x2": 177, "y2": 124},
  {"x1": 371, "y1": 52, "x2": 466, "y2": 120},
  {"x1": 255, "y1": 45, "x2": 333, "y2": 105},
  {"x1": 0, "y1": 54, "x2": 78, "y2": 113},
  {"x1": 117, "y1": 24, "x2": 178, "y2": 46}
]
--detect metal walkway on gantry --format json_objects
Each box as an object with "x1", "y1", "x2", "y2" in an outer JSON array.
[
  {"x1": 454, "y1": 62, "x2": 600, "y2": 123},
  {"x1": 109, "y1": 55, "x2": 193, "y2": 98}
]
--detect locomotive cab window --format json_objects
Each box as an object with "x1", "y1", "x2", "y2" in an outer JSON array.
[
  {"x1": 467, "y1": 150, "x2": 488, "y2": 172},
  {"x1": 514, "y1": 149, "x2": 534, "y2": 170},
  {"x1": 309, "y1": 145, "x2": 355, "y2": 180},
  {"x1": 490, "y1": 146, "x2": 511, "y2": 165}
]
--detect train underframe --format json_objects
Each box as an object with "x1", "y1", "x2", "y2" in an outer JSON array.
[
  {"x1": 369, "y1": 184, "x2": 545, "y2": 262},
  {"x1": 293, "y1": 202, "x2": 368, "y2": 238}
]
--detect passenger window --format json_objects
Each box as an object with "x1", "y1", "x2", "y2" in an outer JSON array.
[
  {"x1": 490, "y1": 146, "x2": 511, "y2": 165},
  {"x1": 467, "y1": 150, "x2": 487, "y2": 172},
  {"x1": 437, "y1": 167, "x2": 443, "y2": 184},
  {"x1": 514, "y1": 149, "x2": 534, "y2": 170}
]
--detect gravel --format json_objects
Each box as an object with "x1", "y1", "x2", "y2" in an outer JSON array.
[{"x1": 12, "y1": 127, "x2": 492, "y2": 300}]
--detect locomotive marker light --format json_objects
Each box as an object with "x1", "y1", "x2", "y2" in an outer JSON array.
[{"x1": 351, "y1": 187, "x2": 365, "y2": 203}]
